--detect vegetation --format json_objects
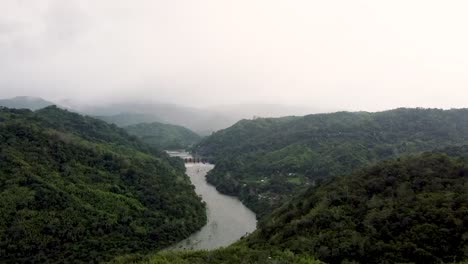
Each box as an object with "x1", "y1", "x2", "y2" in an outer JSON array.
[
  {"x1": 110, "y1": 245, "x2": 322, "y2": 264},
  {"x1": 2, "y1": 105, "x2": 468, "y2": 263},
  {"x1": 0, "y1": 106, "x2": 207, "y2": 263},
  {"x1": 111, "y1": 150, "x2": 468, "y2": 264},
  {"x1": 194, "y1": 108, "x2": 468, "y2": 216},
  {"x1": 245, "y1": 152, "x2": 468, "y2": 264},
  {"x1": 124, "y1": 122, "x2": 201, "y2": 150}
]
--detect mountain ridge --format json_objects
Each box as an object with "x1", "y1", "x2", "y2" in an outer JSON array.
[
  {"x1": 0, "y1": 106, "x2": 207, "y2": 263},
  {"x1": 194, "y1": 107, "x2": 468, "y2": 216},
  {"x1": 124, "y1": 122, "x2": 201, "y2": 150}
]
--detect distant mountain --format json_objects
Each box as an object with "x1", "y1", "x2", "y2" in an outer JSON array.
[
  {"x1": 0, "y1": 96, "x2": 55, "y2": 110},
  {"x1": 97, "y1": 112, "x2": 162, "y2": 127},
  {"x1": 194, "y1": 108, "x2": 468, "y2": 216},
  {"x1": 204, "y1": 103, "x2": 320, "y2": 120},
  {"x1": 80, "y1": 102, "x2": 230, "y2": 135},
  {"x1": 124, "y1": 122, "x2": 201, "y2": 150},
  {"x1": 0, "y1": 106, "x2": 206, "y2": 263},
  {"x1": 75, "y1": 101, "x2": 319, "y2": 135}
]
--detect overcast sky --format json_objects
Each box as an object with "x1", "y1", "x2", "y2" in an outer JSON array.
[{"x1": 1, "y1": 0, "x2": 467, "y2": 111}]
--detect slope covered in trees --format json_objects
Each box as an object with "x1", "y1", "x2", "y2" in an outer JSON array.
[
  {"x1": 111, "y1": 245, "x2": 322, "y2": 264},
  {"x1": 244, "y1": 152, "x2": 468, "y2": 264},
  {"x1": 111, "y1": 150, "x2": 467, "y2": 264},
  {"x1": 194, "y1": 108, "x2": 468, "y2": 216},
  {"x1": 0, "y1": 106, "x2": 206, "y2": 263},
  {"x1": 124, "y1": 122, "x2": 201, "y2": 150}
]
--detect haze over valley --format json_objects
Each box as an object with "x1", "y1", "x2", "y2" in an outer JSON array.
[{"x1": 1, "y1": 1, "x2": 468, "y2": 263}]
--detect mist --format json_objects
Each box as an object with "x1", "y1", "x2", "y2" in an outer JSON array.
[{"x1": 1, "y1": 0, "x2": 468, "y2": 111}]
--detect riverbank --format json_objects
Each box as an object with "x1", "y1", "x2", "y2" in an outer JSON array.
[{"x1": 166, "y1": 152, "x2": 257, "y2": 250}]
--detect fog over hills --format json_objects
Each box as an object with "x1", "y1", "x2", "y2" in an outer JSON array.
[
  {"x1": 2, "y1": 1, "x2": 468, "y2": 263},
  {"x1": 0, "y1": 96, "x2": 319, "y2": 134},
  {"x1": 2, "y1": 1, "x2": 468, "y2": 111},
  {"x1": 0, "y1": 96, "x2": 55, "y2": 110},
  {"x1": 74, "y1": 101, "x2": 320, "y2": 134}
]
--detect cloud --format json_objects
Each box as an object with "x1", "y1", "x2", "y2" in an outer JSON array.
[{"x1": 0, "y1": 0, "x2": 467, "y2": 110}]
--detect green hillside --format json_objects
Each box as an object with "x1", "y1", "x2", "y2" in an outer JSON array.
[
  {"x1": 111, "y1": 245, "x2": 322, "y2": 264},
  {"x1": 194, "y1": 108, "x2": 468, "y2": 216},
  {"x1": 110, "y1": 150, "x2": 468, "y2": 264},
  {"x1": 0, "y1": 106, "x2": 206, "y2": 263},
  {"x1": 245, "y1": 152, "x2": 468, "y2": 264},
  {"x1": 124, "y1": 122, "x2": 201, "y2": 150}
]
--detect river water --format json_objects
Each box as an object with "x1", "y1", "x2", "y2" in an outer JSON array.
[{"x1": 166, "y1": 152, "x2": 257, "y2": 250}]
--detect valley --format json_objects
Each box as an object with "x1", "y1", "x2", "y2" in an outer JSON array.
[
  {"x1": 194, "y1": 109, "x2": 468, "y2": 217},
  {"x1": 2, "y1": 2, "x2": 468, "y2": 262},
  {"x1": 165, "y1": 154, "x2": 256, "y2": 251},
  {"x1": 0, "y1": 107, "x2": 207, "y2": 263},
  {"x1": 0, "y1": 102, "x2": 466, "y2": 264}
]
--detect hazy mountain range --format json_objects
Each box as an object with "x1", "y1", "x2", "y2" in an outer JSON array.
[
  {"x1": 124, "y1": 122, "x2": 202, "y2": 150},
  {"x1": 0, "y1": 96, "x2": 56, "y2": 111},
  {"x1": 0, "y1": 96, "x2": 320, "y2": 134},
  {"x1": 1, "y1": 96, "x2": 466, "y2": 263}
]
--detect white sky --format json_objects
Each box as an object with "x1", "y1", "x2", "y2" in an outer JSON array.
[{"x1": 1, "y1": 0, "x2": 467, "y2": 111}]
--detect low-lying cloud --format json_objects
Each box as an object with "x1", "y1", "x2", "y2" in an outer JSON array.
[{"x1": 1, "y1": 0, "x2": 468, "y2": 111}]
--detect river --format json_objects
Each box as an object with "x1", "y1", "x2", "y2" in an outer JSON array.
[{"x1": 166, "y1": 151, "x2": 257, "y2": 250}]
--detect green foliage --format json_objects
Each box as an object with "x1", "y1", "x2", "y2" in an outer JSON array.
[
  {"x1": 246, "y1": 153, "x2": 468, "y2": 264},
  {"x1": 0, "y1": 106, "x2": 206, "y2": 263},
  {"x1": 110, "y1": 245, "x2": 322, "y2": 264},
  {"x1": 194, "y1": 108, "x2": 468, "y2": 216},
  {"x1": 124, "y1": 122, "x2": 201, "y2": 150}
]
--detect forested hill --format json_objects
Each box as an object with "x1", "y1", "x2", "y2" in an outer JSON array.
[
  {"x1": 124, "y1": 122, "x2": 201, "y2": 150},
  {"x1": 194, "y1": 108, "x2": 468, "y2": 216},
  {"x1": 0, "y1": 106, "x2": 206, "y2": 263},
  {"x1": 245, "y1": 151, "x2": 468, "y2": 264},
  {"x1": 110, "y1": 149, "x2": 468, "y2": 264}
]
